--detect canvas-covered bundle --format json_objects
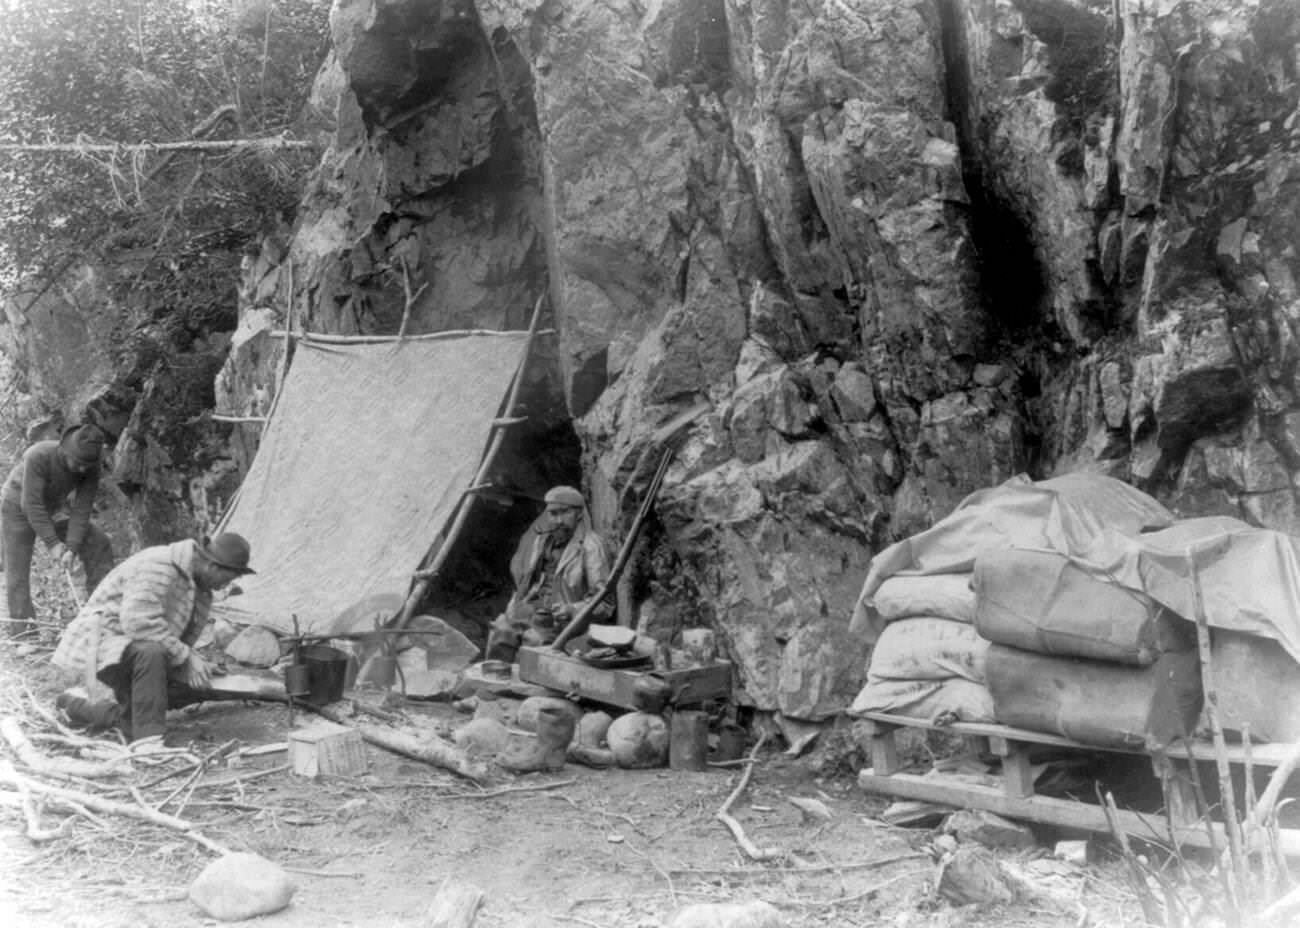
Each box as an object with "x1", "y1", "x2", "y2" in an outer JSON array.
[
  {"x1": 851, "y1": 473, "x2": 1174, "y2": 645},
  {"x1": 1200, "y1": 629, "x2": 1300, "y2": 744},
  {"x1": 973, "y1": 547, "x2": 1196, "y2": 666},
  {"x1": 986, "y1": 645, "x2": 1203, "y2": 750},
  {"x1": 848, "y1": 472, "x2": 1173, "y2": 726}
]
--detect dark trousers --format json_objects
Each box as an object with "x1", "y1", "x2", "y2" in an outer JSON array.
[
  {"x1": 62, "y1": 641, "x2": 201, "y2": 742},
  {"x1": 1, "y1": 501, "x2": 114, "y2": 634}
]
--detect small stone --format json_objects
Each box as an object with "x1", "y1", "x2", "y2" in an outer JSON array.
[
  {"x1": 942, "y1": 809, "x2": 1037, "y2": 850},
  {"x1": 937, "y1": 846, "x2": 1015, "y2": 906},
  {"x1": 189, "y1": 852, "x2": 295, "y2": 921}
]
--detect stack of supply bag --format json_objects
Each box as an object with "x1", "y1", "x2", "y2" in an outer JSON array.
[
  {"x1": 854, "y1": 595, "x2": 993, "y2": 722},
  {"x1": 974, "y1": 547, "x2": 1202, "y2": 750},
  {"x1": 848, "y1": 473, "x2": 1174, "y2": 726}
]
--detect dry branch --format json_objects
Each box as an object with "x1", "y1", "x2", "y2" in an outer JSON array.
[
  {"x1": 0, "y1": 781, "x2": 73, "y2": 842},
  {"x1": 715, "y1": 732, "x2": 782, "y2": 862},
  {"x1": 440, "y1": 779, "x2": 575, "y2": 800},
  {"x1": 668, "y1": 850, "x2": 929, "y2": 877},
  {"x1": 1, "y1": 715, "x2": 130, "y2": 780},
  {"x1": 0, "y1": 760, "x2": 231, "y2": 855},
  {"x1": 1189, "y1": 550, "x2": 1246, "y2": 919}
]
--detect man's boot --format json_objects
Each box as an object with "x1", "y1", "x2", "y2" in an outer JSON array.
[
  {"x1": 497, "y1": 705, "x2": 575, "y2": 773},
  {"x1": 56, "y1": 687, "x2": 122, "y2": 731}
]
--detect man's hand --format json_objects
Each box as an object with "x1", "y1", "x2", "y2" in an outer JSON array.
[{"x1": 183, "y1": 653, "x2": 213, "y2": 690}]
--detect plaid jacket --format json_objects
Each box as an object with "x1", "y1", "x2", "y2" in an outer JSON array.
[{"x1": 52, "y1": 540, "x2": 212, "y2": 677}]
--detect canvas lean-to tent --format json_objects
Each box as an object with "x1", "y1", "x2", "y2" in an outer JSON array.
[{"x1": 213, "y1": 329, "x2": 533, "y2": 636}]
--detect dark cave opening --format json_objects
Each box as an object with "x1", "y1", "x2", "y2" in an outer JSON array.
[
  {"x1": 936, "y1": 0, "x2": 1049, "y2": 336},
  {"x1": 422, "y1": 370, "x2": 584, "y2": 646}
]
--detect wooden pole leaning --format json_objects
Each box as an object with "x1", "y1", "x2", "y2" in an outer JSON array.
[
  {"x1": 387, "y1": 294, "x2": 547, "y2": 633},
  {"x1": 212, "y1": 261, "x2": 296, "y2": 536}
]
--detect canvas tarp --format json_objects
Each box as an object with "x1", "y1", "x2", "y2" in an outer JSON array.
[
  {"x1": 1075, "y1": 516, "x2": 1300, "y2": 665},
  {"x1": 849, "y1": 472, "x2": 1175, "y2": 644},
  {"x1": 214, "y1": 332, "x2": 531, "y2": 635}
]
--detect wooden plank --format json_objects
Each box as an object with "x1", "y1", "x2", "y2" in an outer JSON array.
[
  {"x1": 988, "y1": 736, "x2": 1034, "y2": 799},
  {"x1": 856, "y1": 711, "x2": 1297, "y2": 767},
  {"x1": 857, "y1": 769, "x2": 1300, "y2": 858},
  {"x1": 870, "y1": 728, "x2": 901, "y2": 776}
]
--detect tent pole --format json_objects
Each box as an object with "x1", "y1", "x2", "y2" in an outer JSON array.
[
  {"x1": 266, "y1": 327, "x2": 554, "y2": 344},
  {"x1": 212, "y1": 262, "x2": 297, "y2": 536},
  {"x1": 388, "y1": 293, "x2": 548, "y2": 631}
]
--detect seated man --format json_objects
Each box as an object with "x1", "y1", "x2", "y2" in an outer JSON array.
[
  {"x1": 1, "y1": 423, "x2": 116, "y2": 637},
  {"x1": 51, "y1": 533, "x2": 256, "y2": 749},
  {"x1": 485, "y1": 485, "x2": 612, "y2": 663}
]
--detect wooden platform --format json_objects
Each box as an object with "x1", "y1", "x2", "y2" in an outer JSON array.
[{"x1": 855, "y1": 711, "x2": 1300, "y2": 856}]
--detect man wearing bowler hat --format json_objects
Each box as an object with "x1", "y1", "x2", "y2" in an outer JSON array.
[
  {"x1": 1, "y1": 423, "x2": 116, "y2": 637},
  {"x1": 484, "y1": 485, "x2": 612, "y2": 663},
  {"x1": 52, "y1": 532, "x2": 256, "y2": 750}
]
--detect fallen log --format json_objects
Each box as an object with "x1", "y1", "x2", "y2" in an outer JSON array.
[
  {"x1": 1, "y1": 715, "x2": 131, "y2": 780},
  {"x1": 309, "y1": 705, "x2": 489, "y2": 784}
]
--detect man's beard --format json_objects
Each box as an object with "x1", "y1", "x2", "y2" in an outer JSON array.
[{"x1": 550, "y1": 524, "x2": 574, "y2": 546}]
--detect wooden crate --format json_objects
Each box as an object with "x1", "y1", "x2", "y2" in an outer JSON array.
[
  {"x1": 289, "y1": 720, "x2": 367, "y2": 777},
  {"x1": 516, "y1": 647, "x2": 731, "y2": 710}
]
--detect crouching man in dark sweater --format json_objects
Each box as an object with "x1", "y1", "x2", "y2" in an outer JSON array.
[{"x1": 1, "y1": 424, "x2": 115, "y2": 637}]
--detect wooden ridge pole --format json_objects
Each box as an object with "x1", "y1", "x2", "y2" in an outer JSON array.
[
  {"x1": 213, "y1": 260, "x2": 295, "y2": 536},
  {"x1": 266, "y1": 328, "x2": 555, "y2": 344},
  {"x1": 389, "y1": 294, "x2": 547, "y2": 632}
]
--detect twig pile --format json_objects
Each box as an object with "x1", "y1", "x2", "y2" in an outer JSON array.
[{"x1": 0, "y1": 662, "x2": 282, "y2": 873}]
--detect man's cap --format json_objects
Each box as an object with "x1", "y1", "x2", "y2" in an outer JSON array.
[
  {"x1": 543, "y1": 485, "x2": 585, "y2": 510},
  {"x1": 200, "y1": 532, "x2": 256, "y2": 574},
  {"x1": 59, "y1": 424, "x2": 106, "y2": 466}
]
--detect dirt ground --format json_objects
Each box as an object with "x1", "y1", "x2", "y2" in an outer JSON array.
[
  {"x1": 0, "y1": 540, "x2": 1147, "y2": 928},
  {"x1": 0, "y1": 627, "x2": 1150, "y2": 928}
]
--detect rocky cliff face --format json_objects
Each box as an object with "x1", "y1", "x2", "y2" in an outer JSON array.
[{"x1": 74, "y1": 0, "x2": 1300, "y2": 720}]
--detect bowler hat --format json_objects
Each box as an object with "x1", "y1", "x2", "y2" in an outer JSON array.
[{"x1": 201, "y1": 532, "x2": 256, "y2": 574}]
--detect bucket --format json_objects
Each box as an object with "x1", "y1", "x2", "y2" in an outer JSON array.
[
  {"x1": 669, "y1": 709, "x2": 709, "y2": 771},
  {"x1": 301, "y1": 644, "x2": 349, "y2": 705},
  {"x1": 284, "y1": 663, "x2": 311, "y2": 699}
]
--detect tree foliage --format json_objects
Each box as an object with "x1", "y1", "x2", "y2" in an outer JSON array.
[{"x1": 0, "y1": 0, "x2": 328, "y2": 355}]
